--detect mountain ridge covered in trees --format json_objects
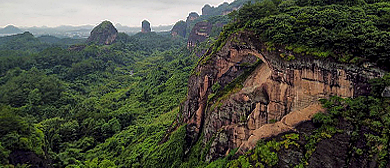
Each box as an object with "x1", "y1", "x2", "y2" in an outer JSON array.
[{"x1": 1, "y1": 0, "x2": 390, "y2": 167}]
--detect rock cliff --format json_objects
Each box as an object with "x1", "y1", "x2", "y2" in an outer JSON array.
[
  {"x1": 187, "y1": 21, "x2": 212, "y2": 48},
  {"x1": 186, "y1": 12, "x2": 199, "y2": 23},
  {"x1": 202, "y1": 4, "x2": 214, "y2": 16},
  {"x1": 87, "y1": 21, "x2": 118, "y2": 45},
  {"x1": 141, "y1": 20, "x2": 151, "y2": 33},
  {"x1": 180, "y1": 31, "x2": 383, "y2": 161}
]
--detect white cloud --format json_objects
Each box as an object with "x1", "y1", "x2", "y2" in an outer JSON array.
[{"x1": 0, "y1": 0, "x2": 234, "y2": 27}]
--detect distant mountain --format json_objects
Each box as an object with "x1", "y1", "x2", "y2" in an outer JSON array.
[
  {"x1": 0, "y1": 25, "x2": 23, "y2": 35},
  {"x1": 0, "y1": 32, "x2": 85, "y2": 56},
  {"x1": 37, "y1": 35, "x2": 85, "y2": 45},
  {"x1": 22, "y1": 25, "x2": 93, "y2": 39}
]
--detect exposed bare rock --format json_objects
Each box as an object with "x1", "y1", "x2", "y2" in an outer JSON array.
[
  {"x1": 87, "y1": 21, "x2": 118, "y2": 45},
  {"x1": 187, "y1": 21, "x2": 212, "y2": 48},
  {"x1": 382, "y1": 86, "x2": 390, "y2": 97},
  {"x1": 186, "y1": 12, "x2": 199, "y2": 23},
  {"x1": 141, "y1": 20, "x2": 151, "y2": 33},
  {"x1": 181, "y1": 31, "x2": 384, "y2": 161}
]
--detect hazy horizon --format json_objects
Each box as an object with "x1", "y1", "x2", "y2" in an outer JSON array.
[{"x1": 0, "y1": 0, "x2": 234, "y2": 28}]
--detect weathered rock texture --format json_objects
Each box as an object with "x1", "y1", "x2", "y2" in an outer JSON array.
[
  {"x1": 87, "y1": 21, "x2": 118, "y2": 45},
  {"x1": 187, "y1": 21, "x2": 212, "y2": 48},
  {"x1": 181, "y1": 31, "x2": 383, "y2": 161},
  {"x1": 382, "y1": 86, "x2": 390, "y2": 97},
  {"x1": 186, "y1": 12, "x2": 199, "y2": 23},
  {"x1": 141, "y1": 20, "x2": 151, "y2": 33}
]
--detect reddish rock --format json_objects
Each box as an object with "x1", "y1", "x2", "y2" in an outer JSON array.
[
  {"x1": 141, "y1": 20, "x2": 151, "y2": 33},
  {"x1": 181, "y1": 31, "x2": 384, "y2": 161},
  {"x1": 186, "y1": 12, "x2": 199, "y2": 23},
  {"x1": 87, "y1": 21, "x2": 118, "y2": 45},
  {"x1": 187, "y1": 21, "x2": 212, "y2": 49}
]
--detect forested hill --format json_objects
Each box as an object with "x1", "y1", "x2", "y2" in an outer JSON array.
[
  {"x1": 0, "y1": 32, "x2": 84, "y2": 58},
  {"x1": 0, "y1": 24, "x2": 197, "y2": 167},
  {"x1": 178, "y1": 0, "x2": 390, "y2": 167},
  {"x1": 216, "y1": 0, "x2": 390, "y2": 69},
  {"x1": 1, "y1": 0, "x2": 390, "y2": 167}
]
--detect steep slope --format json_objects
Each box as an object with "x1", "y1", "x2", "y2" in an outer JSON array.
[
  {"x1": 181, "y1": 31, "x2": 384, "y2": 161},
  {"x1": 141, "y1": 20, "x2": 151, "y2": 33},
  {"x1": 187, "y1": 21, "x2": 212, "y2": 48},
  {"x1": 87, "y1": 21, "x2": 118, "y2": 45},
  {"x1": 171, "y1": 21, "x2": 187, "y2": 37},
  {"x1": 178, "y1": 0, "x2": 390, "y2": 164}
]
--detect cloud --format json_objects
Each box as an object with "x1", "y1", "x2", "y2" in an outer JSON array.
[{"x1": 0, "y1": 0, "x2": 233, "y2": 27}]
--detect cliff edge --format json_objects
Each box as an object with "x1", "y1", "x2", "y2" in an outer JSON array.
[{"x1": 180, "y1": 31, "x2": 384, "y2": 161}]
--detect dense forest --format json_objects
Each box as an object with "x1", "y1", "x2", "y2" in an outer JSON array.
[
  {"x1": 0, "y1": 31, "x2": 198, "y2": 167},
  {"x1": 1, "y1": 0, "x2": 390, "y2": 167}
]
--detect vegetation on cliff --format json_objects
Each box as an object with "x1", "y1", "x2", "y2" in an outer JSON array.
[
  {"x1": 1, "y1": 0, "x2": 390, "y2": 167},
  {"x1": 215, "y1": 0, "x2": 390, "y2": 69},
  {"x1": 87, "y1": 21, "x2": 118, "y2": 45},
  {"x1": 207, "y1": 73, "x2": 390, "y2": 168}
]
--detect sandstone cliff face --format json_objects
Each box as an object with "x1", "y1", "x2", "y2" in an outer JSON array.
[
  {"x1": 186, "y1": 12, "x2": 199, "y2": 23},
  {"x1": 181, "y1": 32, "x2": 383, "y2": 161},
  {"x1": 87, "y1": 21, "x2": 118, "y2": 45},
  {"x1": 141, "y1": 20, "x2": 151, "y2": 33},
  {"x1": 187, "y1": 21, "x2": 212, "y2": 48}
]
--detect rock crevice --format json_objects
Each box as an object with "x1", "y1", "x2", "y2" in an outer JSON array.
[{"x1": 181, "y1": 31, "x2": 383, "y2": 161}]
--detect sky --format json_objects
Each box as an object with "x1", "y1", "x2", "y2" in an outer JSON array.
[{"x1": 0, "y1": 0, "x2": 234, "y2": 28}]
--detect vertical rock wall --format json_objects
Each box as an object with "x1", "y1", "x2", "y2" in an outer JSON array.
[{"x1": 181, "y1": 32, "x2": 384, "y2": 161}]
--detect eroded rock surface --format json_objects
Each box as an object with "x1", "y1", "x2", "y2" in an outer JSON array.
[
  {"x1": 187, "y1": 21, "x2": 212, "y2": 48},
  {"x1": 141, "y1": 20, "x2": 151, "y2": 33},
  {"x1": 87, "y1": 21, "x2": 118, "y2": 45},
  {"x1": 382, "y1": 86, "x2": 390, "y2": 97},
  {"x1": 181, "y1": 31, "x2": 383, "y2": 161}
]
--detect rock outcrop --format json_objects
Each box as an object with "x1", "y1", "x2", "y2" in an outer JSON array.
[
  {"x1": 171, "y1": 20, "x2": 187, "y2": 38},
  {"x1": 181, "y1": 31, "x2": 384, "y2": 161},
  {"x1": 187, "y1": 21, "x2": 212, "y2": 48},
  {"x1": 186, "y1": 12, "x2": 199, "y2": 23},
  {"x1": 382, "y1": 86, "x2": 390, "y2": 97},
  {"x1": 87, "y1": 21, "x2": 118, "y2": 45},
  {"x1": 141, "y1": 20, "x2": 151, "y2": 33},
  {"x1": 202, "y1": 4, "x2": 214, "y2": 16}
]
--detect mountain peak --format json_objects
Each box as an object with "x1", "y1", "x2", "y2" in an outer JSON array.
[
  {"x1": 87, "y1": 20, "x2": 118, "y2": 45},
  {"x1": 141, "y1": 20, "x2": 151, "y2": 33},
  {"x1": 0, "y1": 25, "x2": 23, "y2": 34}
]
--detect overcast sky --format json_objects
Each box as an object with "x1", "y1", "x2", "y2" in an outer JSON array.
[{"x1": 0, "y1": 0, "x2": 233, "y2": 28}]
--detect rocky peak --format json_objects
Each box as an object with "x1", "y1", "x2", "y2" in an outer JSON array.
[
  {"x1": 141, "y1": 20, "x2": 151, "y2": 33},
  {"x1": 186, "y1": 12, "x2": 199, "y2": 23},
  {"x1": 202, "y1": 4, "x2": 214, "y2": 16},
  {"x1": 187, "y1": 21, "x2": 212, "y2": 48},
  {"x1": 171, "y1": 20, "x2": 187, "y2": 38},
  {"x1": 180, "y1": 31, "x2": 384, "y2": 161},
  {"x1": 87, "y1": 21, "x2": 118, "y2": 45}
]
